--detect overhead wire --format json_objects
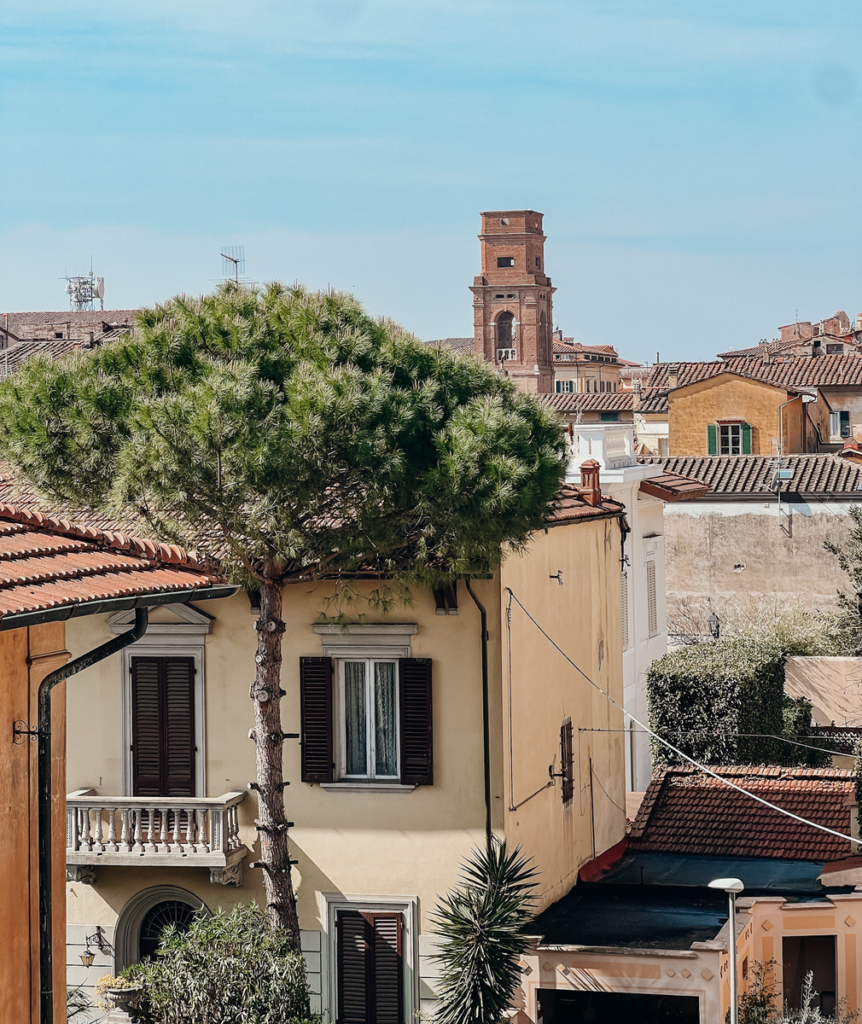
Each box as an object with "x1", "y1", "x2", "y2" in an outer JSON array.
[
  {"x1": 577, "y1": 727, "x2": 858, "y2": 762},
  {"x1": 505, "y1": 587, "x2": 862, "y2": 849}
]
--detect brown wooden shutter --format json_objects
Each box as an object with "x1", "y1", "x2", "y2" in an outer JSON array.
[
  {"x1": 131, "y1": 656, "x2": 195, "y2": 798},
  {"x1": 163, "y1": 658, "x2": 195, "y2": 798},
  {"x1": 131, "y1": 657, "x2": 162, "y2": 797},
  {"x1": 300, "y1": 657, "x2": 334, "y2": 783},
  {"x1": 561, "y1": 718, "x2": 574, "y2": 806},
  {"x1": 370, "y1": 913, "x2": 403, "y2": 1024},
  {"x1": 399, "y1": 658, "x2": 433, "y2": 786},
  {"x1": 337, "y1": 911, "x2": 368, "y2": 1024},
  {"x1": 336, "y1": 911, "x2": 403, "y2": 1024}
]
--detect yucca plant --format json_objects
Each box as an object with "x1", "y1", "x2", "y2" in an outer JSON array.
[{"x1": 431, "y1": 841, "x2": 538, "y2": 1024}]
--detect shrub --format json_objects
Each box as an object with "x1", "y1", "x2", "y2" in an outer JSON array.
[
  {"x1": 125, "y1": 902, "x2": 317, "y2": 1024},
  {"x1": 431, "y1": 841, "x2": 538, "y2": 1024},
  {"x1": 647, "y1": 639, "x2": 786, "y2": 766},
  {"x1": 647, "y1": 637, "x2": 830, "y2": 768}
]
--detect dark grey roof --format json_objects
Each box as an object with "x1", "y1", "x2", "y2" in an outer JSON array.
[
  {"x1": 529, "y1": 851, "x2": 844, "y2": 950},
  {"x1": 638, "y1": 455, "x2": 862, "y2": 498}
]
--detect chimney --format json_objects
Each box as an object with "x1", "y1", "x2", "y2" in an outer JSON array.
[
  {"x1": 856, "y1": 313, "x2": 862, "y2": 332},
  {"x1": 580, "y1": 459, "x2": 602, "y2": 507},
  {"x1": 667, "y1": 363, "x2": 680, "y2": 389},
  {"x1": 762, "y1": 347, "x2": 772, "y2": 365},
  {"x1": 632, "y1": 377, "x2": 642, "y2": 411}
]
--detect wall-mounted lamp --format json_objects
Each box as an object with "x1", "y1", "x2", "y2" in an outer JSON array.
[
  {"x1": 549, "y1": 571, "x2": 564, "y2": 586},
  {"x1": 707, "y1": 611, "x2": 720, "y2": 639},
  {"x1": 80, "y1": 925, "x2": 113, "y2": 967}
]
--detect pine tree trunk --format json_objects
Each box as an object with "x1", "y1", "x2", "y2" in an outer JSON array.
[{"x1": 252, "y1": 578, "x2": 302, "y2": 952}]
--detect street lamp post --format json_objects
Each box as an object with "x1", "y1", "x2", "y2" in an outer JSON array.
[{"x1": 709, "y1": 877, "x2": 744, "y2": 1024}]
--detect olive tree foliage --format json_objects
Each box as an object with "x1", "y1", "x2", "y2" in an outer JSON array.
[
  {"x1": 0, "y1": 283, "x2": 567, "y2": 948},
  {"x1": 734, "y1": 962, "x2": 859, "y2": 1024},
  {"x1": 124, "y1": 903, "x2": 318, "y2": 1024}
]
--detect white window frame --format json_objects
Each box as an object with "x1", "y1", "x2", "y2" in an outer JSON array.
[
  {"x1": 321, "y1": 892, "x2": 419, "y2": 1024},
  {"x1": 313, "y1": 624, "x2": 417, "y2": 790},
  {"x1": 719, "y1": 423, "x2": 741, "y2": 454},
  {"x1": 337, "y1": 657, "x2": 401, "y2": 781},
  {"x1": 109, "y1": 605, "x2": 211, "y2": 798}
]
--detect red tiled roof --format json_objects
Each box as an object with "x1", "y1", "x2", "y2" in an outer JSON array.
[
  {"x1": 647, "y1": 354, "x2": 862, "y2": 390},
  {"x1": 423, "y1": 337, "x2": 475, "y2": 353},
  {"x1": 0, "y1": 504, "x2": 226, "y2": 624},
  {"x1": 629, "y1": 764, "x2": 854, "y2": 862},
  {"x1": 634, "y1": 387, "x2": 670, "y2": 414},
  {"x1": 553, "y1": 341, "x2": 619, "y2": 358},
  {"x1": 639, "y1": 471, "x2": 708, "y2": 502},
  {"x1": 548, "y1": 483, "x2": 624, "y2": 523},
  {"x1": 638, "y1": 454, "x2": 862, "y2": 497},
  {"x1": 0, "y1": 310, "x2": 138, "y2": 332},
  {"x1": 0, "y1": 338, "x2": 83, "y2": 375},
  {"x1": 541, "y1": 392, "x2": 634, "y2": 413}
]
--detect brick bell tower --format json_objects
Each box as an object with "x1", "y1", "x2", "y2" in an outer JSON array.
[{"x1": 470, "y1": 210, "x2": 556, "y2": 394}]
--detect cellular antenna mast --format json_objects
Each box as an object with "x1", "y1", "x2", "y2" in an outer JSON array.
[
  {"x1": 220, "y1": 246, "x2": 245, "y2": 285},
  {"x1": 60, "y1": 258, "x2": 105, "y2": 311}
]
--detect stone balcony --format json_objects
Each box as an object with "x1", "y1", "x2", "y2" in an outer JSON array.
[{"x1": 66, "y1": 790, "x2": 249, "y2": 886}]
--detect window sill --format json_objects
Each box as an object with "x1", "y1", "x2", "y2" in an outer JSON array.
[{"x1": 319, "y1": 782, "x2": 416, "y2": 793}]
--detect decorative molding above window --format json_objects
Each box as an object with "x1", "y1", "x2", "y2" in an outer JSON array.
[
  {"x1": 312, "y1": 622, "x2": 417, "y2": 659},
  {"x1": 108, "y1": 602, "x2": 214, "y2": 636}
]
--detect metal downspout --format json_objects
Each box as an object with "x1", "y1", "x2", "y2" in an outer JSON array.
[
  {"x1": 38, "y1": 607, "x2": 149, "y2": 1024},
  {"x1": 465, "y1": 579, "x2": 493, "y2": 852}
]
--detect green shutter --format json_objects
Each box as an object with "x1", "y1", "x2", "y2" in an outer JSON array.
[
  {"x1": 741, "y1": 423, "x2": 752, "y2": 454},
  {"x1": 707, "y1": 424, "x2": 718, "y2": 455}
]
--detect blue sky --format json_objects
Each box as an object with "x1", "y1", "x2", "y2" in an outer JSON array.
[{"x1": 1, "y1": 0, "x2": 860, "y2": 362}]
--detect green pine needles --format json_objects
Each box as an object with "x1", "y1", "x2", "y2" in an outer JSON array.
[
  {"x1": 431, "y1": 841, "x2": 538, "y2": 1024},
  {"x1": 0, "y1": 283, "x2": 567, "y2": 589}
]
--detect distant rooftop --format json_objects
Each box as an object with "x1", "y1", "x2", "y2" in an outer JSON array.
[
  {"x1": 630, "y1": 764, "x2": 854, "y2": 862},
  {"x1": 638, "y1": 454, "x2": 862, "y2": 498}
]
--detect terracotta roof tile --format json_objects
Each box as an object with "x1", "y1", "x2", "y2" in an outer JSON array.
[
  {"x1": 548, "y1": 483, "x2": 624, "y2": 523},
  {"x1": 629, "y1": 765, "x2": 854, "y2": 862},
  {"x1": 638, "y1": 454, "x2": 862, "y2": 497},
  {"x1": 647, "y1": 354, "x2": 862, "y2": 390},
  {"x1": 541, "y1": 392, "x2": 634, "y2": 413},
  {"x1": 0, "y1": 503, "x2": 226, "y2": 624}
]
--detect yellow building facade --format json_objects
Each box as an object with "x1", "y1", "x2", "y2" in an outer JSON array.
[
  {"x1": 667, "y1": 373, "x2": 818, "y2": 456},
  {"x1": 64, "y1": 499, "x2": 627, "y2": 1019}
]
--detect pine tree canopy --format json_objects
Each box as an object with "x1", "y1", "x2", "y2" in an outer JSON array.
[{"x1": 0, "y1": 283, "x2": 568, "y2": 588}]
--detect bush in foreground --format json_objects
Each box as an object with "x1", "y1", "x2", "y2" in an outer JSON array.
[{"x1": 125, "y1": 902, "x2": 317, "y2": 1024}]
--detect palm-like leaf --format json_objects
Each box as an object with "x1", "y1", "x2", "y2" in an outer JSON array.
[{"x1": 431, "y1": 841, "x2": 538, "y2": 1024}]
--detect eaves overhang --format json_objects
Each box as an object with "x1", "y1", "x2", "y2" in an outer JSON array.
[{"x1": 0, "y1": 582, "x2": 238, "y2": 631}]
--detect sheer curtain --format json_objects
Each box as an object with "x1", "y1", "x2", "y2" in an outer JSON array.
[
  {"x1": 344, "y1": 662, "x2": 367, "y2": 775},
  {"x1": 374, "y1": 662, "x2": 397, "y2": 776}
]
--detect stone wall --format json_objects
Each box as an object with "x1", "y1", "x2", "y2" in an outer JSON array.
[{"x1": 663, "y1": 500, "x2": 852, "y2": 616}]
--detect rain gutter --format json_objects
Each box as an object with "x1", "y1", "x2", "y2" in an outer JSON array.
[{"x1": 34, "y1": 582, "x2": 237, "y2": 1024}]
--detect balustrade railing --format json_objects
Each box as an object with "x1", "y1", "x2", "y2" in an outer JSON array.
[{"x1": 66, "y1": 791, "x2": 245, "y2": 860}]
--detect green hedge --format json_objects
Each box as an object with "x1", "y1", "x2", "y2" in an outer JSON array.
[{"x1": 647, "y1": 639, "x2": 826, "y2": 768}]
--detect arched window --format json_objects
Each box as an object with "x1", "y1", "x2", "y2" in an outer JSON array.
[
  {"x1": 115, "y1": 885, "x2": 210, "y2": 969},
  {"x1": 496, "y1": 311, "x2": 515, "y2": 350}
]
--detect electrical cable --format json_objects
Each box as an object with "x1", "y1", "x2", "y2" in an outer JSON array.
[
  {"x1": 506, "y1": 587, "x2": 862, "y2": 849},
  {"x1": 577, "y1": 727, "x2": 858, "y2": 762}
]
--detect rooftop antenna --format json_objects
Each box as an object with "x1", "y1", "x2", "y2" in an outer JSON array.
[
  {"x1": 220, "y1": 246, "x2": 245, "y2": 285},
  {"x1": 59, "y1": 257, "x2": 105, "y2": 311}
]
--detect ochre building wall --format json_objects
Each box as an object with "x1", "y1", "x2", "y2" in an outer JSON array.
[
  {"x1": 668, "y1": 375, "x2": 807, "y2": 456},
  {"x1": 0, "y1": 622, "x2": 68, "y2": 1024},
  {"x1": 499, "y1": 517, "x2": 626, "y2": 911}
]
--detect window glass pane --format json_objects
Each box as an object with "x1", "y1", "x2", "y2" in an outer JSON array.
[
  {"x1": 344, "y1": 662, "x2": 367, "y2": 776},
  {"x1": 374, "y1": 662, "x2": 398, "y2": 776}
]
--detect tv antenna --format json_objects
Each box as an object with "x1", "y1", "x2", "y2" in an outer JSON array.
[
  {"x1": 59, "y1": 258, "x2": 105, "y2": 311},
  {"x1": 220, "y1": 246, "x2": 245, "y2": 285}
]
